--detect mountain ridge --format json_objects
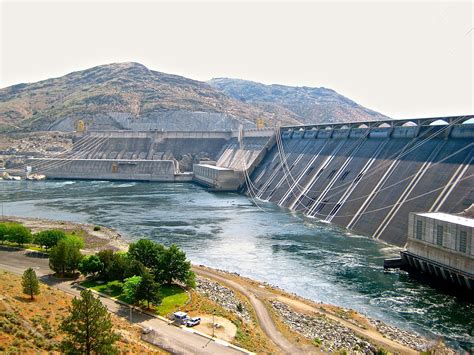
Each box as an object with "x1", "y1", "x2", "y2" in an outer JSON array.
[
  {"x1": 0, "y1": 62, "x2": 388, "y2": 131},
  {"x1": 208, "y1": 77, "x2": 389, "y2": 125}
]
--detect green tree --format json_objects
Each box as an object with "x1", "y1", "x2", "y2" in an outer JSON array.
[
  {"x1": 8, "y1": 223, "x2": 32, "y2": 246},
  {"x1": 0, "y1": 223, "x2": 8, "y2": 244},
  {"x1": 135, "y1": 272, "x2": 161, "y2": 309},
  {"x1": 122, "y1": 275, "x2": 142, "y2": 304},
  {"x1": 22, "y1": 267, "x2": 40, "y2": 300},
  {"x1": 128, "y1": 239, "x2": 163, "y2": 269},
  {"x1": 61, "y1": 289, "x2": 119, "y2": 355},
  {"x1": 65, "y1": 234, "x2": 85, "y2": 250},
  {"x1": 97, "y1": 250, "x2": 128, "y2": 281},
  {"x1": 124, "y1": 258, "x2": 146, "y2": 279},
  {"x1": 34, "y1": 229, "x2": 66, "y2": 250},
  {"x1": 49, "y1": 238, "x2": 83, "y2": 275},
  {"x1": 156, "y1": 244, "x2": 195, "y2": 287},
  {"x1": 79, "y1": 255, "x2": 104, "y2": 277}
]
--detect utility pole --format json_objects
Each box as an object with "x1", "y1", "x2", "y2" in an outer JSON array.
[{"x1": 212, "y1": 309, "x2": 215, "y2": 339}]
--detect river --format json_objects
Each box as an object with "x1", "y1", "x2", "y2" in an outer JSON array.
[{"x1": 1, "y1": 180, "x2": 472, "y2": 349}]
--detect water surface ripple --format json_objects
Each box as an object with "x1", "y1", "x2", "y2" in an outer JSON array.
[{"x1": 1, "y1": 180, "x2": 472, "y2": 349}]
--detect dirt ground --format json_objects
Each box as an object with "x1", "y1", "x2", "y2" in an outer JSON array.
[{"x1": 193, "y1": 315, "x2": 237, "y2": 342}]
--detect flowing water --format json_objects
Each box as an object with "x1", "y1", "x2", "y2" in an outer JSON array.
[{"x1": 1, "y1": 180, "x2": 473, "y2": 349}]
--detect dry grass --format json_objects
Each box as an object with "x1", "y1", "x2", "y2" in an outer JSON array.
[
  {"x1": 0, "y1": 269, "x2": 164, "y2": 353},
  {"x1": 182, "y1": 290, "x2": 277, "y2": 353}
]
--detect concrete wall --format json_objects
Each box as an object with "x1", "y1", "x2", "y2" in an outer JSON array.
[
  {"x1": 29, "y1": 158, "x2": 184, "y2": 182},
  {"x1": 71, "y1": 130, "x2": 231, "y2": 163},
  {"x1": 407, "y1": 213, "x2": 473, "y2": 273},
  {"x1": 193, "y1": 164, "x2": 243, "y2": 191},
  {"x1": 248, "y1": 122, "x2": 474, "y2": 246}
]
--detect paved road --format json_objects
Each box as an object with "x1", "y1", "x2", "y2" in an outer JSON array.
[
  {"x1": 0, "y1": 247, "x2": 246, "y2": 355},
  {"x1": 195, "y1": 267, "x2": 302, "y2": 354}
]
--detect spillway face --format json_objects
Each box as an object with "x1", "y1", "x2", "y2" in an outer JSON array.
[
  {"x1": 29, "y1": 159, "x2": 180, "y2": 182},
  {"x1": 31, "y1": 131, "x2": 233, "y2": 181},
  {"x1": 70, "y1": 131, "x2": 231, "y2": 163},
  {"x1": 216, "y1": 136, "x2": 274, "y2": 170},
  {"x1": 248, "y1": 121, "x2": 474, "y2": 246}
]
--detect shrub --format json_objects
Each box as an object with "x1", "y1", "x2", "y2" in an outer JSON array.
[{"x1": 93, "y1": 226, "x2": 101, "y2": 231}]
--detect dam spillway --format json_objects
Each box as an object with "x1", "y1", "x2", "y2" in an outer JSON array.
[
  {"x1": 29, "y1": 115, "x2": 473, "y2": 247},
  {"x1": 248, "y1": 116, "x2": 473, "y2": 246}
]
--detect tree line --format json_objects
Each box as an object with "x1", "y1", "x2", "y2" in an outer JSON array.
[
  {"x1": 0, "y1": 222, "x2": 71, "y2": 249},
  {"x1": 79, "y1": 239, "x2": 195, "y2": 308}
]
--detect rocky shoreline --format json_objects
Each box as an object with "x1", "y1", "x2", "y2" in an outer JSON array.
[
  {"x1": 272, "y1": 300, "x2": 376, "y2": 353},
  {"x1": 195, "y1": 276, "x2": 251, "y2": 323}
]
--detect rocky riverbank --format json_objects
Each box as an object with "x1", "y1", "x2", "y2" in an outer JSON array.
[
  {"x1": 272, "y1": 300, "x2": 376, "y2": 353},
  {"x1": 195, "y1": 276, "x2": 251, "y2": 323},
  {"x1": 366, "y1": 317, "x2": 436, "y2": 352}
]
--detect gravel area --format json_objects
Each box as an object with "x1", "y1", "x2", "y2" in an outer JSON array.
[
  {"x1": 271, "y1": 300, "x2": 376, "y2": 353},
  {"x1": 196, "y1": 276, "x2": 251, "y2": 323},
  {"x1": 366, "y1": 318, "x2": 433, "y2": 352}
]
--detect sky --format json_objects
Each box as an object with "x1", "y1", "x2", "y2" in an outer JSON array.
[{"x1": 0, "y1": 0, "x2": 472, "y2": 119}]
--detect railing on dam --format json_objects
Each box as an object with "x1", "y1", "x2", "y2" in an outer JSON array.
[{"x1": 280, "y1": 115, "x2": 474, "y2": 131}]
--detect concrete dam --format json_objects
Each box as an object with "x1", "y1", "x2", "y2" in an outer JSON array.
[{"x1": 29, "y1": 115, "x2": 473, "y2": 246}]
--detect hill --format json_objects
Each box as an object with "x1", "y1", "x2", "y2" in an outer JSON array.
[
  {"x1": 208, "y1": 78, "x2": 389, "y2": 124},
  {"x1": 0, "y1": 63, "x2": 300, "y2": 131},
  {"x1": 0, "y1": 63, "x2": 387, "y2": 132}
]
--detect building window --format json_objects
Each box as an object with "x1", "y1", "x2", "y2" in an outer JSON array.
[
  {"x1": 416, "y1": 220, "x2": 423, "y2": 240},
  {"x1": 436, "y1": 225, "x2": 443, "y2": 246},
  {"x1": 459, "y1": 231, "x2": 467, "y2": 253}
]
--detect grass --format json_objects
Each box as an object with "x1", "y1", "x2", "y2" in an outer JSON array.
[
  {"x1": 81, "y1": 279, "x2": 124, "y2": 298},
  {"x1": 81, "y1": 279, "x2": 189, "y2": 316},
  {"x1": 156, "y1": 284, "x2": 188, "y2": 316},
  {"x1": 1, "y1": 241, "x2": 47, "y2": 253}
]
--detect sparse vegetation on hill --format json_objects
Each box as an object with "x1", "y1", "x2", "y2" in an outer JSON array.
[
  {"x1": 61, "y1": 289, "x2": 119, "y2": 354},
  {"x1": 209, "y1": 78, "x2": 389, "y2": 124},
  {"x1": 0, "y1": 62, "x2": 298, "y2": 131},
  {"x1": 0, "y1": 62, "x2": 388, "y2": 132},
  {"x1": 0, "y1": 270, "x2": 158, "y2": 353}
]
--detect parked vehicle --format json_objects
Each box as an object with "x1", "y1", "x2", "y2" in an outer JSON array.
[
  {"x1": 173, "y1": 311, "x2": 189, "y2": 324},
  {"x1": 186, "y1": 317, "x2": 201, "y2": 327},
  {"x1": 141, "y1": 327, "x2": 153, "y2": 334}
]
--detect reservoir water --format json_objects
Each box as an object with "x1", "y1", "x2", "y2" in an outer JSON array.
[{"x1": 1, "y1": 180, "x2": 472, "y2": 349}]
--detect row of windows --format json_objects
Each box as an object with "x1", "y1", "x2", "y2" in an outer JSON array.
[{"x1": 415, "y1": 220, "x2": 469, "y2": 254}]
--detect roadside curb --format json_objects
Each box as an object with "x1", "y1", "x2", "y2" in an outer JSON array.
[{"x1": 76, "y1": 283, "x2": 254, "y2": 354}]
